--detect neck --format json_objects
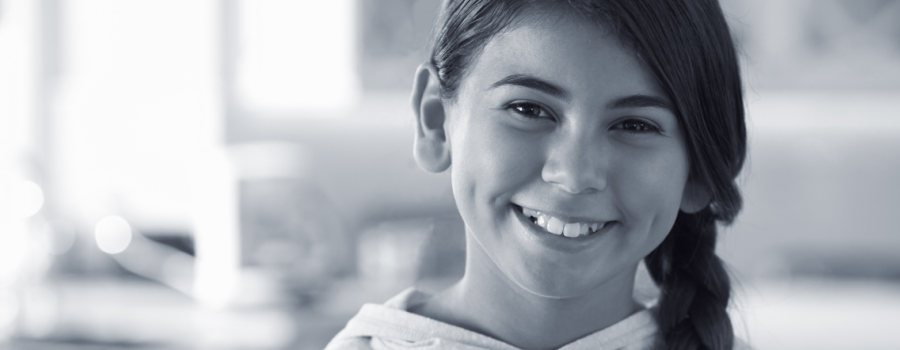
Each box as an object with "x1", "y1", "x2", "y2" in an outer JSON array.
[{"x1": 415, "y1": 233, "x2": 641, "y2": 350}]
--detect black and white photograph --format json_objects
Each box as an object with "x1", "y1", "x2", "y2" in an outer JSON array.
[{"x1": 0, "y1": 0, "x2": 899, "y2": 349}]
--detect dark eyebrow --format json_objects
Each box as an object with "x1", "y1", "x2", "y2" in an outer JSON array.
[
  {"x1": 608, "y1": 94, "x2": 673, "y2": 112},
  {"x1": 489, "y1": 74, "x2": 570, "y2": 101},
  {"x1": 490, "y1": 75, "x2": 673, "y2": 112}
]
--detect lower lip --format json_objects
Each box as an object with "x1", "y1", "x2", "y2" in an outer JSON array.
[{"x1": 510, "y1": 204, "x2": 611, "y2": 253}]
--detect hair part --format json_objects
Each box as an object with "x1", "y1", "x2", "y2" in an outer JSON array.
[{"x1": 429, "y1": 1, "x2": 746, "y2": 349}]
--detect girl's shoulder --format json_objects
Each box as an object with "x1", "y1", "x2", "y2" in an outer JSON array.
[
  {"x1": 324, "y1": 337, "x2": 374, "y2": 350},
  {"x1": 324, "y1": 288, "x2": 520, "y2": 350}
]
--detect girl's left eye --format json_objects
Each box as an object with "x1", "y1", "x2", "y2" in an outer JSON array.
[
  {"x1": 615, "y1": 119, "x2": 660, "y2": 133},
  {"x1": 506, "y1": 102, "x2": 552, "y2": 119}
]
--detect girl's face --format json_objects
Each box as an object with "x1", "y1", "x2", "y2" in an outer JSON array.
[{"x1": 443, "y1": 15, "x2": 700, "y2": 298}]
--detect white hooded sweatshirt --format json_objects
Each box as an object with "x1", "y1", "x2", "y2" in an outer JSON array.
[{"x1": 324, "y1": 288, "x2": 663, "y2": 350}]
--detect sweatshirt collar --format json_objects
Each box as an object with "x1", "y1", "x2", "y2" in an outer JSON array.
[{"x1": 333, "y1": 287, "x2": 658, "y2": 350}]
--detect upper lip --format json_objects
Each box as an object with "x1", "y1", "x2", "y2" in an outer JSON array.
[{"x1": 514, "y1": 203, "x2": 609, "y2": 224}]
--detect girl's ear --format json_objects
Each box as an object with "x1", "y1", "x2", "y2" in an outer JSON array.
[
  {"x1": 411, "y1": 63, "x2": 451, "y2": 173},
  {"x1": 680, "y1": 178, "x2": 711, "y2": 214}
]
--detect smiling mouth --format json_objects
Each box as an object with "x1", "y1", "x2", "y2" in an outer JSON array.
[{"x1": 515, "y1": 205, "x2": 610, "y2": 238}]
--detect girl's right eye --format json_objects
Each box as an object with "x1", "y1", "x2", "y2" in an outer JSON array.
[{"x1": 506, "y1": 101, "x2": 552, "y2": 119}]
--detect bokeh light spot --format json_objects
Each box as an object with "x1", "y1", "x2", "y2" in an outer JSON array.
[
  {"x1": 94, "y1": 216, "x2": 132, "y2": 254},
  {"x1": 18, "y1": 181, "x2": 44, "y2": 218},
  {"x1": 0, "y1": 180, "x2": 44, "y2": 218}
]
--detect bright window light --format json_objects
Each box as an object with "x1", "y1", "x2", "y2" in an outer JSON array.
[
  {"x1": 236, "y1": 0, "x2": 359, "y2": 116},
  {"x1": 0, "y1": 0, "x2": 37, "y2": 164},
  {"x1": 56, "y1": 0, "x2": 221, "y2": 230}
]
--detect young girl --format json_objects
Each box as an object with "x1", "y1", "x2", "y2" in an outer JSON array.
[{"x1": 327, "y1": 0, "x2": 748, "y2": 349}]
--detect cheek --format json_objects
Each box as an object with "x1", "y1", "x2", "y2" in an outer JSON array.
[
  {"x1": 612, "y1": 148, "x2": 690, "y2": 228},
  {"x1": 450, "y1": 115, "x2": 543, "y2": 203}
]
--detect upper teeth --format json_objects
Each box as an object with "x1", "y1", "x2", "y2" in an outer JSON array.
[{"x1": 522, "y1": 207, "x2": 605, "y2": 238}]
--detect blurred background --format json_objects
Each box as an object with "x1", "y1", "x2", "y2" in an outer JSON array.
[{"x1": 0, "y1": 0, "x2": 898, "y2": 349}]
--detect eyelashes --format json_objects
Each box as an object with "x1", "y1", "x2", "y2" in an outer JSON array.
[
  {"x1": 615, "y1": 119, "x2": 661, "y2": 134},
  {"x1": 504, "y1": 101, "x2": 663, "y2": 134},
  {"x1": 506, "y1": 101, "x2": 551, "y2": 119}
]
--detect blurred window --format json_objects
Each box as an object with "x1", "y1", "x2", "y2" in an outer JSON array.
[{"x1": 235, "y1": 0, "x2": 359, "y2": 117}]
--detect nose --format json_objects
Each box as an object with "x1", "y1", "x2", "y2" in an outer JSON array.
[{"x1": 541, "y1": 130, "x2": 608, "y2": 195}]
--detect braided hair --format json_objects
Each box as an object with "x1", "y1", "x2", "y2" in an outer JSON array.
[{"x1": 429, "y1": 0, "x2": 746, "y2": 348}]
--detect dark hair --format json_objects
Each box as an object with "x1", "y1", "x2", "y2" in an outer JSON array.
[{"x1": 429, "y1": 0, "x2": 746, "y2": 349}]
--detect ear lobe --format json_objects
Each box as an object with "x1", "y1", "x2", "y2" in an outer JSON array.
[
  {"x1": 680, "y1": 178, "x2": 711, "y2": 214},
  {"x1": 411, "y1": 63, "x2": 451, "y2": 173}
]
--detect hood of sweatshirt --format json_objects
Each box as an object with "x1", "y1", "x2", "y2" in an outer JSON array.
[{"x1": 324, "y1": 287, "x2": 659, "y2": 350}]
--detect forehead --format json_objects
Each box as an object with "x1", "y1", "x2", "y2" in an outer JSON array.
[{"x1": 459, "y1": 13, "x2": 665, "y2": 103}]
